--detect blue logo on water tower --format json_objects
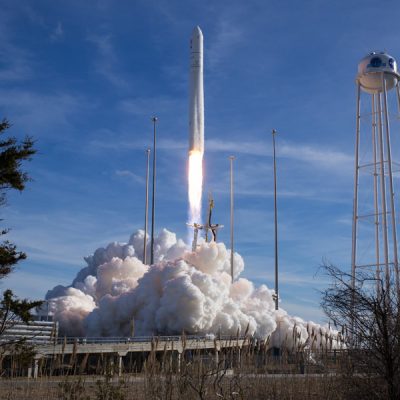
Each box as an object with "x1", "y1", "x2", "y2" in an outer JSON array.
[{"x1": 370, "y1": 57, "x2": 382, "y2": 68}]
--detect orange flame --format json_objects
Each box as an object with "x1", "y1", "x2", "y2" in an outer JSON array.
[{"x1": 188, "y1": 151, "x2": 203, "y2": 224}]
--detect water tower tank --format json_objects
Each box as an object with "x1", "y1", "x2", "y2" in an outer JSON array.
[{"x1": 357, "y1": 52, "x2": 399, "y2": 93}]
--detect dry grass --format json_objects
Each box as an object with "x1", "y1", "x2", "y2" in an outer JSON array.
[
  {"x1": 0, "y1": 374, "x2": 346, "y2": 400},
  {"x1": 0, "y1": 333, "x2": 384, "y2": 400}
]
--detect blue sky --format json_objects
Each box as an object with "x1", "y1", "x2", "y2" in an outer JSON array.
[{"x1": 2, "y1": 0, "x2": 400, "y2": 322}]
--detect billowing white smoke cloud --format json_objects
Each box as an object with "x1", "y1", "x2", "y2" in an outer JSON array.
[{"x1": 44, "y1": 229, "x2": 339, "y2": 349}]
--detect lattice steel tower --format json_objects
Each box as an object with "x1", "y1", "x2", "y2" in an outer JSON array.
[{"x1": 352, "y1": 52, "x2": 400, "y2": 294}]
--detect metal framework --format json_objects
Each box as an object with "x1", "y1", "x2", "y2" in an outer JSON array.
[
  {"x1": 143, "y1": 148, "x2": 151, "y2": 265},
  {"x1": 150, "y1": 117, "x2": 158, "y2": 265},
  {"x1": 272, "y1": 129, "x2": 279, "y2": 311},
  {"x1": 352, "y1": 73, "x2": 400, "y2": 295},
  {"x1": 229, "y1": 156, "x2": 235, "y2": 283}
]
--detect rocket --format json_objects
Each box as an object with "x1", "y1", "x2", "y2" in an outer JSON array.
[{"x1": 189, "y1": 26, "x2": 204, "y2": 155}]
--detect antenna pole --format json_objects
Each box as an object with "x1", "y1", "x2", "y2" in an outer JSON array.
[
  {"x1": 229, "y1": 156, "x2": 235, "y2": 283},
  {"x1": 150, "y1": 117, "x2": 158, "y2": 265},
  {"x1": 272, "y1": 129, "x2": 279, "y2": 311},
  {"x1": 351, "y1": 83, "x2": 361, "y2": 293},
  {"x1": 143, "y1": 148, "x2": 151, "y2": 265},
  {"x1": 350, "y1": 83, "x2": 361, "y2": 342}
]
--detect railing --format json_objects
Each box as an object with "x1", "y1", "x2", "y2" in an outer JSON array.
[
  {"x1": 1, "y1": 327, "x2": 248, "y2": 346},
  {"x1": 51, "y1": 334, "x2": 246, "y2": 345}
]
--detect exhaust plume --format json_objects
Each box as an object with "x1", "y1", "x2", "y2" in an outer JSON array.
[
  {"x1": 43, "y1": 229, "x2": 340, "y2": 349},
  {"x1": 188, "y1": 150, "x2": 203, "y2": 224}
]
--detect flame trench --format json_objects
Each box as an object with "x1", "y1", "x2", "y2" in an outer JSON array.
[{"x1": 188, "y1": 151, "x2": 203, "y2": 225}]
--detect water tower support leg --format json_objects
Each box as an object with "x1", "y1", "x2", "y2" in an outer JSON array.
[
  {"x1": 396, "y1": 83, "x2": 400, "y2": 116},
  {"x1": 371, "y1": 93, "x2": 381, "y2": 293},
  {"x1": 377, "y1": 87, "x2": 390, "y2": 292},
  {"x1": 382, "y1": 74, "x2": 400, "y2": 294}
]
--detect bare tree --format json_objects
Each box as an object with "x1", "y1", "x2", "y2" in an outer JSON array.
[{"x1": 321, "y1": 264, "x2": 400, "y2": 400}]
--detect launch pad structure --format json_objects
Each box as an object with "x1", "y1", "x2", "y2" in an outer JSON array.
[
  {"x1": 3, "y1": 334, "x2": 248, "y2": 379},
  {"x1": 188, "y1": 193, "x2": 224, "y2": 252}
]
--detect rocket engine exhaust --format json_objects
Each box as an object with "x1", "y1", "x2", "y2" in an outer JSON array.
[
  {"x1": 188, "y1": 26, "x2": 204, "y2": 227},
  {"x1": 188, "y1": 151, "x2": 203, "y2": 224}
]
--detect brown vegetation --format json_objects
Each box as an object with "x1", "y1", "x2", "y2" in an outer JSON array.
[{"x1": 0, "y1": 336, "x2": 381, "y2": 400}]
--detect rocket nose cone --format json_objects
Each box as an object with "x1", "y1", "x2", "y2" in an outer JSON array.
[{"x1": 192, "y1": 26, "x2": 203, "y2": 37}]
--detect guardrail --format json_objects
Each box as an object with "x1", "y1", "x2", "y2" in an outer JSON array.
[
  {"x1": 0, "y1": 335, "x2": 245, "y2": 345},
  {"x1": 52, "y1": 334, "x2": 246, "y2": 345},
  {"x1": 1, "y1": 330, "x2": 248, "y2": 346}
]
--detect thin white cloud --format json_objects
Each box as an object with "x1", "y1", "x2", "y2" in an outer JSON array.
[
  {"x1": 19, "y1": 3, "x2": 46, "y2": 27},
  {"x1": 281, "y1": 300, "x2": 326, "y2": 323},
  {"x1": 50, "y1": 21, "x2": 64, "y2": 42},
  {"x1": 0, "y1": 25, "x2": 34, "y2": 82},
  {"x1": 278, "y1": 271, "x2": 330, "y2": 287},
  {"x1": 91, "y1": 136, "x2": 352, "y2": 173},
  {"x1": 91, "y1": 137, "x2": 186, "y2": 151},
  {"x1": 206, "y1": 138, "x2": 353, "y2": 171},
  {"x1": 0, "y1": 88, "x2": 90, "y2": 136},
  {"x1": 3, "y1": 270, "x2": 70, "y2": 300},
  {"x1": 115, "y1": 169, "x2": 145, "y2": 185},
  {"x1": 207, "y1": 16, "x2": 245, "y2": 70},
  {"x1": 206, "y1": 138, "x2": 267, "y2": 155},
  {"x1": 119, "y1": 96, "x2": 184, "y2": 117},
  {"x1": 5, "y1": 212, "x2": 92, "y2": 267},
  {"x1": 4, "y1": 205, "x2": 143, "y2": 271},
  {"x1": 213, "y1": 185, "x2": 314, "y2": 198},
  {"x1": 279, "y1": 143, "x2": 353, "y2": 169},
  {"x1": 87, "y1": 33, "x2": 127, "y2": 88}
]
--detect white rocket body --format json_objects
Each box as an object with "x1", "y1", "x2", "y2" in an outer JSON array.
[{"x1": 189, "y1": 26, "x2": 204, "y2": 155}]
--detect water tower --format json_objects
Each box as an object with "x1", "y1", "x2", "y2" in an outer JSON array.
[{"x1": 352, "y1": 52, "x2": 400, "y2": 294}]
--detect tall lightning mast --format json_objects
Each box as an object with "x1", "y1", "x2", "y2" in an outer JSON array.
[
  {"x1": 150, "y1": 116, "x2": 157, "y2": 265},
  {"x1": 272, "y1": 129, "x2": 279, "y2": 311},
  {"x1": 229, "y1": 156, "x2": 235, "y2": 283},
  {"x1": 143, "y1": 148, "x2": 150, "y2": 265}
]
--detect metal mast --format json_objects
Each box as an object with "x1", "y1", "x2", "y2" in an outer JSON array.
[
  {"x1": 150, "y1": 117, "x2": 158, "y2": 265},
  {"x1": 272, "y1": 129, "x2": 279, "y2": 311},
  {"x1": 143, "y1": 148, "x2": 151, "y2": 265},
  {"x1": 351, "y1": 84, "x2": 361, "y2": 293},
  {"x1": 229, "y1": 156, "x2": 235, "y2": 283}
]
